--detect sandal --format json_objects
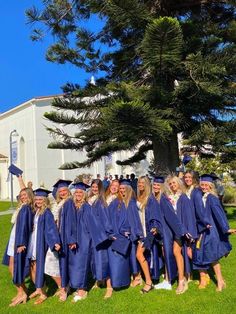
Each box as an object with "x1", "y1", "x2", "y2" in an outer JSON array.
[
  {"x1": 104, "y1": 288, "x2": 113, "y2": 299},
  {"x1": 140, "y1": 283, "x2": 153, "y2": 294},
  {"x1": 72, "y1": 292, "x2": 88, "y2": 303},
  {"x1": 9, "y1": 294, "x2": 27, "y2": 307},
  {"x1": 176, "y1": 279, "x2": 188, "y2": 295},
  {"x1": 130, "y1": 277, "x2": 142, "y2": 287},
  {"x1": 29, "y1": 290, "x2": 40, "y2": 299},
  {"x1": 34, "y1": 294, "x2": 47, "y2": 305}
]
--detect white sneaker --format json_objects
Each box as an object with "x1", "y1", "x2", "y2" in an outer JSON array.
[
  {"x1": 154, "y1": 280, "x2": 172, "y2": 290},
  {"x1": 72, "y1": 292, "x2": 88, "y2": 302}
]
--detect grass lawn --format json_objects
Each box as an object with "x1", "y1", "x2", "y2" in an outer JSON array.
[
  {"x1": 0, "y1": 208, "x2": 236, "y2": 314},
  {"x1": 0, "y1": 202, "x2": 17, "y2": 212}
]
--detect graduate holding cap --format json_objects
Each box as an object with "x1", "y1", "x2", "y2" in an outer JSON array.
[
  {"x1": 69, "y1": 182, "x2": 92, "y2": 302},
  {"x1": 193, "y1": 174, "x2": 236, "y2": 292},
  {"x1": 106, "y1": 180, "x2": 131, "y2": 294},
  {"x1": 2, "y1": 186, "x2": 34, "y2": 306},
  {"x1": 26, "y1": 188, "x2": 61, "y2": 304}
]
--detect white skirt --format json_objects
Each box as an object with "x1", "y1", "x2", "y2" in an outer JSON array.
[
  {"x1": 44, "y1": 248, "x2": 60, "y2": 277},
  {"x1": 7, "y1": 224, "x2": 16, "y2": 257}
]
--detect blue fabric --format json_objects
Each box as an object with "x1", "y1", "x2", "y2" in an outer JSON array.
[
  {"x1": 69, "y1": 202, "x2": 92, "y2": 289},
  {"x1": 2, "y1": 205, "x2": 34, "y2": 285},
  {"x1": 193, "y1": 194, "x2": 231, "y2": 267},
  {"x1": 26, "y1": 209, "x2": 60, "y2": 288},
  {"x1": 58, "y1": 198, "x2": 77, "y2": 288},
  {"x1": 107, "y1": 198, "x2": 131, "y2": 288}
]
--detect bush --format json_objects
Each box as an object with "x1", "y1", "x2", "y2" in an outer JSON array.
[{"x1": 223, "y1": 186, "x2": 236, "y2": 204}]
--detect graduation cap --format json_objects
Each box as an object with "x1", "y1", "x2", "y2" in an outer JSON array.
[
  {"x1": 153, "y1": 176, "x2": 165, "y2": 184},
  {"x1": 119, "y1": 179, "x2": 131, "y2": 186},
  {"x1": 182, "y1": 155, "x2": 192, "y2": 165},
  {"x1": 200, "y1": 174, "x2": 215, "y2": 183},
  {"x1": 53, "y1": 179, "x2": 72, "y2": 189},
  {"x1": 73, "y1": 182, "x2": 90, "y2": 191},
  {"x1": 111, "y1": 235, "x2": 131, "y2": 256},
  {"x1": 8, "y1": 164, "x2": 23, "y2": 177},
  {"x1": 34, "y1": 188, "x2": 52, "y2": 197}
]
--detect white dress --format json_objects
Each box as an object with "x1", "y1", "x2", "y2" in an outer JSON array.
[
  {"x1": 137, "y1": 201, "x2": 146, "y2": 237},
  {"x1": 7, "y1": 224, "x2": 16, "y2": 257},
  {"x1": 44, "y1": 200, "x2": 65, "y2": 277},
  {"x1": 27, "y1": 214, "x2": 39, "y2": 260}
]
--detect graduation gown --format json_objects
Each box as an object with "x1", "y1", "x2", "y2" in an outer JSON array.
[
  {"x1": 159, "y1": 194, "x2": 186, "y2": 282},
  {"x1": 87, "y1": 199, "x2": 111, "y2": 281},
  {"x1": 58, "y1": 198, "x2": 77, "y2": 288},
  {"x1": 126, "y1": 198, "x2": 143, "y2": 275},
  {"x1": 193, "y1": 194, "x2": 232, "y2": 267},
  {"x1": 69, "y1": 202, "x2": 92, "y2": 289},
  {"x1": 25, "y1": 209, "x2": 60, "y2": 288},
  {"x1": 107, "y1": 198, "x2": 131, "y2": 288},
  {"x1": 142, "y1": 195, "x2": 163, "y2": 280},
  {"x1": 2, "y1": 204, "x2": 34, "y2": 285}
]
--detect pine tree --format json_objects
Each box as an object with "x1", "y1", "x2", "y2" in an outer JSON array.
[{"x1": 26, "y1": 1, "x2": 236, "y2": 172}]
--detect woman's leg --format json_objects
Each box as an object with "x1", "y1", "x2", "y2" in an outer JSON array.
[
  {"x1": 212, "y1": 261, "x2": 226, "y2": 291},
  {"x1": 104, "y1": 278, "x2": 113, "y2": 299},
  {"x1": 173, "y1": 240, "x2": 188, "y2": 294},
  {"x1": 136, "y1": 243, "x2": 152, "y2": 291}
]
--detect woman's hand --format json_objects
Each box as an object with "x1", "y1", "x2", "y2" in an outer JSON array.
[
  {"x1": 17, "y1": 246, "x2": 26, "y2": 253},
  {"x1": 54, "y1": 244, "x2": 61, "y2": 251},
  {"x1": 69, "y1": 243, "x2": 76, "y2": 250}
]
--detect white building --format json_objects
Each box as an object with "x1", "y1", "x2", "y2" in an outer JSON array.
[{"x1": 0, "y1": 96, "x2": 152, "y2": 200}]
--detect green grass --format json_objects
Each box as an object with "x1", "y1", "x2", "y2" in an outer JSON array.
[
  {"x1": 0, "y1": 208, "x2": 236, "y2": 314},
  {"x1": 0, "y1": 202, "x2": 17, "y2": 212}
]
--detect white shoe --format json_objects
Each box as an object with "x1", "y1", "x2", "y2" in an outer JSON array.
[
  {"x1": 72, "y1": 292, "x2": 88, "y2": 303},
  {"x1": 154, "y1": 280, "x2": 172, "y2": 290}
]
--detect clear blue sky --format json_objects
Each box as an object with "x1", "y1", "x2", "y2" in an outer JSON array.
[{"x1": 0, "y1": 1, "x2": 102, "y2": 113}]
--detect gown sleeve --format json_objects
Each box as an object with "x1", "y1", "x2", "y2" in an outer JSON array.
[
  {"x1": 210, "y1": 195, "x2": 229, "y2": 234},
  {"x1": 65, "y1": 199, "x2": 77, "y2": 245},
  {"x1": 15, "y1": 205, "x2": 33, "y2": 248},
  {"x1": 45, "y1": 209, "x2": 61, "y2": 251}
]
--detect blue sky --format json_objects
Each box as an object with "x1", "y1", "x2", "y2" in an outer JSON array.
[{"x1": 0, "y1": 1, "x2": 103, "y2": 113}]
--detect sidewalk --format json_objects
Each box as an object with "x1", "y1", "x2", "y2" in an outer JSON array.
[{"x1": 0, "y1": 209, "x2": 14, "y2": 216}]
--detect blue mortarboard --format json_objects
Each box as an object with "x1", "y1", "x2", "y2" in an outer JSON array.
[
  {"x1": 8, "y1": 164, "x2": 23, "y2": 177},
  {"x1": 111, "y1": 235, "x2": 131, "y2": 256},
  {"x1": 119, "y1": 179, "x2": 131, "y2": 186},
  {"x1": 73, "y1": 182, "x2": 90, "y2": 191},
  {"x1": 153, "y1": 176, "x2": 165, "y2": 183},
  {"x1": 53, "y1": 179, "x2": 72, "y2": 189},
  {"x1": 200, "y1": 174, "x2": 214, "y2": 183},
  {"x1": 34, "y1": 188, "x2": 52, "y2": 197},
  {"x1": 182, "y1": 155, "x2": 192, "y2": 165}
]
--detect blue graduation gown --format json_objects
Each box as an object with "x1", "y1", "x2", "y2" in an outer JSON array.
[
  {"x1": 107, "y1": 198, "x2": 131, "y2": 288},
  {"x1": 2, "y1": 204, "x2": 34, "y2": 285},
  {"x1": 58, "y1": 198, "x2": 77, "y2": 288},
  {"x1": 126, "y1": 198, "x2": 143, "y2": 275},
  {"x1": 87, "y1": 199, "x2": 111, "y2": 281},
  {"x1": 193, "y1": 194, "x2": 232, "y2": 267},
  {"x1": 143, "y1": 195, "x2": 163, "y2": 280},
  {"x1": 176, "y1": 194, "x2": 198, "y2": 275},
  {"x1": 25, "y1": 209, "x2": 60, "y2": 288},
  {"x1": 69, "y1": 202, "x2": 92, "y2": 289}
]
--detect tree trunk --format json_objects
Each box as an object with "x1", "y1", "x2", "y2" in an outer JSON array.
[{"x1": 152, "y1": 132, "x2": 180, "y2": 174}]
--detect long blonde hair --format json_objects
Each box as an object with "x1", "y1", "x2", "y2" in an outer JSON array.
[
  {"x1": 152, "y1": 183, "x2": 164, "y2": 201},
  {"x1": 137, "y1": 176, "x2": 151, "y2": 210},
  {"x1": 119, "y1": 185, "x2": 136, "y2": 208},
  {"x1": 73, "y1": 190, "x2": 87, "y2": 209},
  {"x1": 202, "y1": 181, "x2": 218, "y2": 197},
  {"x1": 17, "y1": 188, "x2": 34, "y2": 210},
  {"x1": 34, "y1": 197, "x2": 50, "y2": 215},
  {"x1": 105, "y1": 179, "x2": 120, "y2": 199},
  {"x1": 164, "y1": 174, "x2": 186, "y2": 196},
  {"x1": 55, "y1": 187, "x2": 71, "y2": 203}
]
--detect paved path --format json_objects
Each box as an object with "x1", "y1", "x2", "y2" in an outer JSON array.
[{"x1": 0, "y1": 209, "x2": 14, "y2": 216}]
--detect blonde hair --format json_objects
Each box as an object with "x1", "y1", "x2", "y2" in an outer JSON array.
[
  {"x1": 164, "y1": 174, "x2": 186, "y2": 196},
  {"x1": 34, "y1": 196, "x2": 50, "y2": 215},
  {"x1": 119, "y1": 185, "x2": 136, "y2": 208},
  {"x1": 55, "y1": 187, "x2": 71, "y2": 203},
  {"x1": 152, "y1": 183, "x2": 164, "y2": 201},
  {"x1": 183, "y1": 170, "x2": 199, "y2": 190},
  {"x1": 137, "y1": 176, "x2": 151, "y2": 210},
  {"x1": 17, "y1": 188, "x2": 34, "y2": 211},
  {"x1": 201, "y1": 181, "x2": 218, "y2": 197},
  {"x1": 105, "y1": 179, "x2": 120, "y2": 199},
  {"x1": 73, "y1": 190, "x2": 87, "y2": 209}
]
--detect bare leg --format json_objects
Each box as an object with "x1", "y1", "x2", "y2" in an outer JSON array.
[
  {"x1": 173, "y1": 241, "x2": 188, "y2": 294},
  {"x1": 212, "y1": 261, "x2": 226, "y2": 291},
  {"x1": 104, "y1": 278, "x2": 113, "y2": 299},
  {"x1": 136, "y1": 243, "x2": 152, "y2": 291}
]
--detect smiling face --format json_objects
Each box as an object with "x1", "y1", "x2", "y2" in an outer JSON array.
[
  {"x1": 168, "y1": 178, "x2": 179, "y2": 193},
  {"x1": 91, "y1": 183, "x2": 99, "y2": 195},
  {"x1": 119, "y1": 185, "x2": 126, "y2": 198},
  {"x1": 34, "y1": 196, "x2": 45, "y2": 208},
  {"x1": 138, "y1": 178, "x2": 145, "y2": 192},
  {"x1": 19, "y1": 190, "x2": 29, "y2": 204},
  {"x1": 200, "y1": 181, "x2": 211, "y2": 193},
  {"x1": 153, "y1": 182, "x2": 162, "y2": 194},
  {"x1": 184, "y1": 173, "x2": 193, "y2": 187},
  {"x1": 58, "y1": 187, "x2": 70, "y2": 199},
  {"x1": 110, "y1": 181, "x2": 119, "y2": 195},
  {"x1": 74, "y1": 189, "x2": 85, "y2": 202}
]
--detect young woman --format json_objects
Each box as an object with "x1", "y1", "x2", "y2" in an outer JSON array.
[
  {"x1": 106, "y1": 180, "x2": 131, "y2": 293},
  {"x1": 153, "y1": 176, "x2": 186, "y2": 290},
  {"x1": 165, "y1": 175, "x2": 197, "y2": 294},
  {"x1": 2, "y1": 188, "x2": 34, "y2": 306},
  {"x1": 183, "y1": 171, "x2": 210, "y2": 288},
  {"x1": 193, "y1": 174, "x2": 236, "y2": 291},
  {"x1": 136, "y1": 176, "x2": 163, "y2": 294},
  {"x1": 119, "y1": 180, "x2": 143, "y2": 288},
  {"x1": 26, "y1": 188, "x2": 61, "y2": 304},
  {"x1": 70, "y1": 182, "x2": 92, "y2": 302},
  {"x1": 44, "y1": 179, "x2": 76, "y2": 302},
  {"x1": 87, "y1": 179, "x2": 112, "y2": 299}
]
